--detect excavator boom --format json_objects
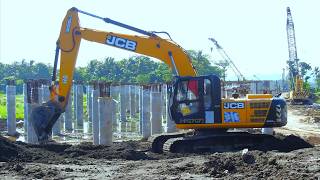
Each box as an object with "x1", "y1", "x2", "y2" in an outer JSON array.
[
  {"x1": 31, "y1": 8, "x2": 287, "y2": 153},
  {"x1": 30, "y1": 7, "x2": 196, "y2": 143}
]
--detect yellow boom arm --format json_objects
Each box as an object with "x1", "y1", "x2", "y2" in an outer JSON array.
[
  {"x1": 54, "y1": 7, "x2": 197, "y2": 110},
  {"x1": 31, "y1": 7, "x2": 197, "y2": 142}
]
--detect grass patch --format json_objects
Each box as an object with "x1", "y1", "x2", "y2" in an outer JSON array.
[
  {"x1": 83, "y1": 94, "x2": 88, "y2": 118},
  {"x1": 0, "y1": 92, "x2": 89, "y2": 121},
  {"x1": 0, "y1": 93, "x2": 24, "y2": 120},
  {"x1": 315, "y1": 92, "x2": 320, "y2": 104}
]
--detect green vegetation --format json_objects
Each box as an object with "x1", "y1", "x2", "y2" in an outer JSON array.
[
  {"x1": 0, "y1": 92, "x2": 88, "y2": 121},
  {"x1": 0, "y1": 50, "x2": 223, "y2": 120},
  {"x1": 0, "y1": 60, "x2": 52, "y2": 94},
  {"x1": 287, "y1": 59, "x2": 312, "y2": 90},
  {"x1": 0, "y1": 50, "x2": 222, "y2": 94},
  {"x1": 73, "y1": 50, "x2": 222, "y2": 83},
  {"x1": 312, "y1": 67, "x2": 320, "y2": 103},
  {"x1": 83, "y1": 95, "x2": 88, "y2": 119},
  {"x1": 287, "y1": 59, "x2": 320, "y2": 98},
  {"x1": 314, "y1": 92, "x2": 320, "y2": 104},
  {"x1": 0, "y1": 49, "x2": 319, "y2": 121},
  {"x1": 314, "y1": 67, "x2": 320, "y2": 91},
  {"x1": 0, "y1": 93, "x2": 24, "y2": 120}
]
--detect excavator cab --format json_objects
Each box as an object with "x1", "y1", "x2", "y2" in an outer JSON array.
[
  {"x1": 170, "y1": 75, "x2": 222, "y2": 125},
  {"x1": 170, "y1": 74, "x2": 287, "y2": 129},
  {"x1": 152, "y1": 74, "x2": 288, "y2": 153}
]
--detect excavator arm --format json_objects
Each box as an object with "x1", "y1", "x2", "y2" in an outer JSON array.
[
  {"x1": 55, "y1": 7, "x2": 196, "y2": 109},
  {"x1": 31, "y1": 7, "x2": 197, "y2": 143}
]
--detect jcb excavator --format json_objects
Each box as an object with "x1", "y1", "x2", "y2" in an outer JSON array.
[{"x1": 31, "y1": 8, "x2": 287, "y2": 153}]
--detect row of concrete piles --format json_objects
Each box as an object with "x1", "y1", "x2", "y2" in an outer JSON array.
[
  {"x1": 5, "y1": 79, "x2": 177, "y2": 145},
  {"x1": 5, "y1": 79, "x2": 48, "y2": 143},
  {"x1": 89, "y1": 81, "x2": 177, "y2": 145}
]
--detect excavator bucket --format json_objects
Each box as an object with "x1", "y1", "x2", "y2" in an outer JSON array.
[{"x1": 30, "y1": 100, "x2": 62, "y2": 143}]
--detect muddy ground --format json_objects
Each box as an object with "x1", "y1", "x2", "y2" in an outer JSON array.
[
  {"x1": 1, "y1": 106, "x2": 320, "y2": 179},
  {"x1": 0, "y1": 135, "x2": 319, "y2": 179}
]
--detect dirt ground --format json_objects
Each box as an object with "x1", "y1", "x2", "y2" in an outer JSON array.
[{"x1": 1, "y1": 106, "x2": 320, "y2": 179}]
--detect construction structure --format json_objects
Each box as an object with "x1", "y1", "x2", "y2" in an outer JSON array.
[
  {"x1": 286, "y1": 7, "x2": 312, "y2": 104},
  {"x1": 21, "y1": 7, "x2": 287, "y2": 154},
  {"x1": 209, "y1": 38, "x2": 250, "y2": 97},
  {"x1": 209, "y1": 38, "x2": 246, "y2": 82},
  {"x1": 2, "y1": 80, "x2": 173, "y2": 144},
  {"x1": 0, "y1": 5, "x2": 319, "y2": 180}
]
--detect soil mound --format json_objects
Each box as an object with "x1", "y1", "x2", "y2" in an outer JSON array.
[
  {"x1": 0, "y1": 135, "x2": 319, "y2": 179},
  {"x1": 0, "y1": 134, "x2": 313, "y2": 164},
  {"x1": 2, "y1": 161, "x2": 59, "y2": 179},
  {"x1": 160, "y1": 148, "x2": 319, "y2": 179},
  {"x1": 254, "y1": 134, "x2": 314, "y2": 152},
  {"x1": 0, "y1": 136, "x2": 151, "y2": 163},
  {"x1": 0, "y1": 136, "x2": 20, "y2": 161},
  {"x1": 63, "y1": 141, "x2": 152, "y2": 160}
]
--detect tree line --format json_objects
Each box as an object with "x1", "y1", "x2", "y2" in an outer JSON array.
[
  {"x1": 2, "y1": 49, "x2": 319, "y2": 94},
  {"x1": 0, "y1": 50, "x2": 222, "y2": 94},
  {"x1": 286, "y1": 59, "x2": 320, "y2": 92}
]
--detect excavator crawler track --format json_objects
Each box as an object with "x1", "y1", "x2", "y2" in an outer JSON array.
[
  {"x1": 149, "y1": 132, "x2": 185, "y2": 153},
  {"x1": 152, "y1": 132, "x2": 313, "y2": 153}
]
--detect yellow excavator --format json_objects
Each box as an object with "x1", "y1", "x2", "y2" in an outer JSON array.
[{"x1": 31, "y1": 8, "x2": 287, "y2": 153}]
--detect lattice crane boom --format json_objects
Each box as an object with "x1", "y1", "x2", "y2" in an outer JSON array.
[
  {"x1": 286, "y1": 7, "x2": 299, "y2": 75},
  {"x1": 209, "y1": 38, "x2": 246, "y2": 81}
]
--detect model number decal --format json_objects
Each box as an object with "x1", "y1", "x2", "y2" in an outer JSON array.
[
  {"x1": 106, "y1": 35, "x2": 137, "y2": 51},
  {"x1": 224, "y1": 102, "x2": 245, "y2": 109},
  {"x1": 181, "y1": 119, "x2": 204, "y2": 124}
]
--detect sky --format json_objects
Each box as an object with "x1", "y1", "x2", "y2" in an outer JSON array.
[{"x1": 0, "y1": 0, "x2": 319, "y2": 80}]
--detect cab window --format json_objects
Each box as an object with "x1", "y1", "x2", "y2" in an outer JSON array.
[
  {"x1": 176, "y1": 80, "x2": 200, "y2": 117},
  {"x1": 176, "y1": 80, "x2": 199, "y2": 101}
]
